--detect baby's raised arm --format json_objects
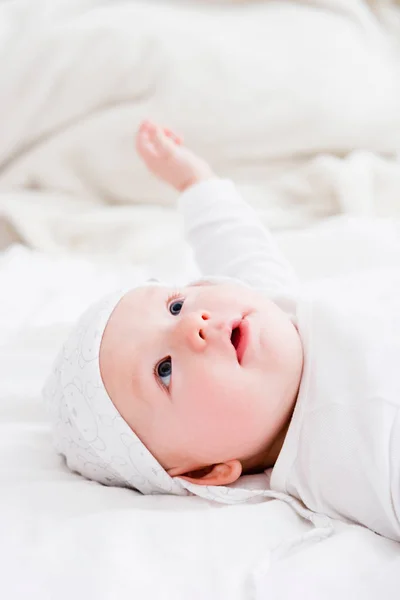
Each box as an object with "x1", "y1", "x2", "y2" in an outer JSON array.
[{"x1": 137, "y1": 121, "x2": 298, "y2": 315}]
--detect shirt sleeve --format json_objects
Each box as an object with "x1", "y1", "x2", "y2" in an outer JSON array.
[{"x1": 178, "y1": 178, "x2": 298, "y2": 318}]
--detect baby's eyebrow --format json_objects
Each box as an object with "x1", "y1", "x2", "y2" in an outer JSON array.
[{"x1": 189, "y1": 280, "x2": 216, "y2": 287}]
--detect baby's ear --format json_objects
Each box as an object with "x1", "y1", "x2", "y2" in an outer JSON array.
[{"x1": 168, "y1": 460, "x2": 242, "y2": 487}]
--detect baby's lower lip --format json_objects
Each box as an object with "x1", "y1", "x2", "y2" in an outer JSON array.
[
  {"x1": 235, "y1": 318, "x2": 249, "y2": 364},
  {"x1": 230, "y1": 317, "x2": 249, "y2": 364}
]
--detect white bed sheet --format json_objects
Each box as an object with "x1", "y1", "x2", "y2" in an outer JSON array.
[{"x1": 2, "y1": 217, "x2": 400, "y2": 600}]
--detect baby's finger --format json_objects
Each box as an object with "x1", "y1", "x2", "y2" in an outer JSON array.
[
  {"x1": 153, "y1": 127, "x2": 176, "y2": 157},
  {"x1": 139, "y1": 119, "x2": 153, "y2": 132},
  {"x1": 136, "y1": 129, "x2": 158, "y2": 159},
  {"x1": 164, "y1": 127, "x2": 184, "y2": 145}
]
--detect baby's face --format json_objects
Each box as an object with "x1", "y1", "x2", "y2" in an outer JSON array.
[{"x1": 99, "y1": 281, "x2": 303, "y2": 480}]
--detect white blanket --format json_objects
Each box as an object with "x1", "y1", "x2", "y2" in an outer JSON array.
[
  {"x1": 2, "y1": 219, "x2": 400, "y2": 600},
  {"x1": 0, "y1": 0, "x2": 400, "y2": 261}
]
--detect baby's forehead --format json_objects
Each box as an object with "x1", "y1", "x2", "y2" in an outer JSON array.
[
  {"x1": 116, "y1": 284, "x2": 165, "y2": 314},
  {"x1": 122, "y1": 279, "x2": 215, "y2": 301}
]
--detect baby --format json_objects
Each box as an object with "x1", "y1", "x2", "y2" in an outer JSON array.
[{"x1": 44, "y1": 120, "x2": 400, "y2": 542}]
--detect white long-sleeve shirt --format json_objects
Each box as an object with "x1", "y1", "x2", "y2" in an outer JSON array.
[{"x1": 179, "y1": 178, "x2": 400, "y2": 542}]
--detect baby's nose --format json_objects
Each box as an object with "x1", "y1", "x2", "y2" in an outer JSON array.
[
  {"x1": 174, "y1": 311, "x2": 209, "y2": 351},
  {"x1": 174, "y1": 311, "x2": 230, "y2": 351}
]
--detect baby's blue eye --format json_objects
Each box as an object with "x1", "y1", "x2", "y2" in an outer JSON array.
[
  {"x1": 169, "y1": 299, "x2": 184, "y2": 316},
  {"x1": 157, "y1": 358, "x2": 172, "y2": 387}
]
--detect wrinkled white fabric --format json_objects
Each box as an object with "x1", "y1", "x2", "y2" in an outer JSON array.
[{"x1": 0, "y1": 0, "x2": 400, "y2": 260}]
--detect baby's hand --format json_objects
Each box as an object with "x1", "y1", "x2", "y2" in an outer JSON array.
[{"x1": 136, "y1": 120, "x2": 214, "y2": 192}]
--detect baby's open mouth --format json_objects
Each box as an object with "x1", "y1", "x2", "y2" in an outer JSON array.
[
  {"x1": 230, "y1": 318, "x2": 248, "y2": 364},
  {"x1": 231, "y1": 326, "x2": 241, "y2": 352}
]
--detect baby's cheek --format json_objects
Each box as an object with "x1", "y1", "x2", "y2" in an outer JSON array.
[
  {"x1": 184, "y1": 374, "x2": 248, "y2": 440},
  {"x1": 186, "y1": 387, "x2": 263, "y2": 462}
]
